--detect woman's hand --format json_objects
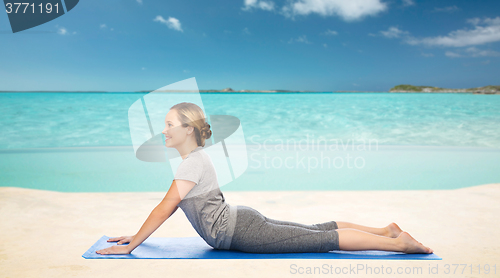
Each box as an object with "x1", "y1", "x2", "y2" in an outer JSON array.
[
  {"x1": 107, "y1": 235, "x2": 135, "y2": 245},
  {"x1": 95, "y1": 235, "x2": 135, "y2": 255},
  {"x1": 96, "y1": 180, "x2": 186, "y2": 256},
  {"x1": 96, "y1": 244, "x2": 131, "y2": 255}
]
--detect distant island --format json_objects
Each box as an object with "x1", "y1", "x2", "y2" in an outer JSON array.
[
  {"x1": 2, "y1": 86, "x2": 499, "y2": 94},
  {"x1": 148, "y1": 88, "x2": 303, "y2": 93},
  {"x1": 139, "y1": 88, "x2": 312, "y2": 93},
  {"x1": 389, "y1": 85, "x2": 500, "y2": 94}
]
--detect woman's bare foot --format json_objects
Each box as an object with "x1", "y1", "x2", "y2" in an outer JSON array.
[
  {"x1": 397, "y1": 232, "x2": 433, "y2": 254},
  {"x1": 385, "y1": 222, "x2": 403, "y2": 238}
]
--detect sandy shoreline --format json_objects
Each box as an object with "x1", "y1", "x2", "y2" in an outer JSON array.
[{"x1": 1, "y1": 184, "x2": 499, "y2": 278}]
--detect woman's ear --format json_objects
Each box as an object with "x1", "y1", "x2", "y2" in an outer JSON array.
[{"x1": 186, "y1": 126, "x2": 194, "y2": 135}]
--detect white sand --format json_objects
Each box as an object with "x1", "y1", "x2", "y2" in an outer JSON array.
[{"x1": 1, "y1": 184, "x2": 499, "y2": 278}]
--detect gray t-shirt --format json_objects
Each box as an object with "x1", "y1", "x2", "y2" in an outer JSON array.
[{"x1": 174, "y1": 146, "x2": 237, "y2": 250}]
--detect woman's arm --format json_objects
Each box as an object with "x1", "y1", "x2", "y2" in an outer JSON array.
[
  {"x1": 169, "y1": 205, "x2": 179, "y2": 217},
  {"x1": 124, "y1": 179, "x2": 195, "y2": 253}
]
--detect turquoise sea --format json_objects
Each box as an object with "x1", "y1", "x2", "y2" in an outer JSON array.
[{"x1": 1, "y1": 92, "x2": 499, "y2": 192}]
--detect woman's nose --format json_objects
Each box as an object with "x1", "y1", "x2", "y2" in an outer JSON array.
[{"x1": 163, "y1": 126, "x2": 173, "y2": 134}]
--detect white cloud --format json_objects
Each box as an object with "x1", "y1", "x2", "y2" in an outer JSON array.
[
  {"x1": 402, "y1": 0, "x2": 414, "y2": 7},
  {"x1": 57, "y1": 27, "x2": 67, "y2": 35},
  {"x1": 296, "y1": 35, "x2": 312, "y2": 44},
  {"x1": 136, "y1": 0, "x2": 143, "y2": 4},
  {"x1": 432, "y1": 5, "x2": 459, "y2": 13},
  {"x1": 466, "y1": 17, "x2": 481, "y2": 26},
  {"x1": 242, "y1": 0, "x2": 275, "y2": 11},
  {"x1": 54, "y1": 24, "x2": 77, "y2": 36},
  {"x1": 445, "y1": 51, "x2": 462, "y2": 58},
  {"x1": 288, "y1": 35, "x2": 312, "y2": 44},
  {"x1": 55, "y1": 25, "x2": 76, "y2": 35},
  {"x1": 374, "y1": 17, "x2": 500, "y2": 58},
  {"x1": 445, "y1": 47, "x2": 500, "y2": 58},
  {"x1": 100, "y1": 24, "x2": 113, "y2": 31},
  {"x1": 323, "y1": 29, "x2": 338, "y2": 35},
  {"x1": 154, "y1": 16, "x2": 183, "y2": 32},
  {"x1": 380, "y1": 26, "x2": 409, "y2": 38},
  {"x1": 323, "y1": 43, "x2": 327, "y2": 48},
  {"x1": 142, "y1": 67, "x2": 146, "y2": 70},
  {"x1": 405, "y1": 17, "x2": 500, "y2": 47},
  {"x1": 243, "y1": 27, "x2": 251, "y2": 34},
  {"x1": 467, "y1": 47, "x2": 500, "y2": 57},
  {"x1": 282, "y1": 0, "x2": 387, "y2": 22},
  {"x1": 483, "y1": 17, "x2": 500, "y2": 25}
]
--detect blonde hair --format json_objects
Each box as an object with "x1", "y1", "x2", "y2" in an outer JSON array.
[{"x1": 170, "y1": 102, "x2": 212, "y2": 147}]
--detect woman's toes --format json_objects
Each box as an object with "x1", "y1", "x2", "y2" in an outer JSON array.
[{"x1": 398, "y1": 232, "x2": 430, "y2": 254}]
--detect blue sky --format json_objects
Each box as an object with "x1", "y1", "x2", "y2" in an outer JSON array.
[{"x1": 1, "y1": 0, "x2": 499, "y2": 91}]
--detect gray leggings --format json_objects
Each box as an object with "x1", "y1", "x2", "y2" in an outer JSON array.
[{"x1": 228, "y1": 205, "x2": 340, "y2": 253}]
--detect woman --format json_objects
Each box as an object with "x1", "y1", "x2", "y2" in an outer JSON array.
[{"x1": 96, "y1": 102, "x2": 433, "y2": 255}]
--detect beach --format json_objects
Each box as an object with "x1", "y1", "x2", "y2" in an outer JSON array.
[{"x1": 1, "y1": 183, "x2": 498, "y2": 278}]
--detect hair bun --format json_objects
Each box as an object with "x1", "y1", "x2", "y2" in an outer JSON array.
[{"x1": 200, "y1": 122, "x2": 212, "y2": 140}]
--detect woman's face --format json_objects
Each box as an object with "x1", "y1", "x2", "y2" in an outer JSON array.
[{"x1": 162, "y1": 109, "x2": 191, "y2": 148}]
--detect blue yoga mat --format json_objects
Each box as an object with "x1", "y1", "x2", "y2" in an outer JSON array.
[{"x1": 82, "y1": 235, "x2": 442, "y2": 260}]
